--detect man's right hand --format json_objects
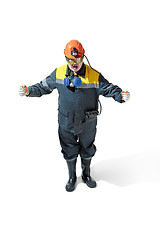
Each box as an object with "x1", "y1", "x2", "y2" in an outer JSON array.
[{"x1": 19, "y1": 85, "x2": 29, "y2": 96}]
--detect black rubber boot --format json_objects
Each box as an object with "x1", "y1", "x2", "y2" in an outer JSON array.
[
  {"x1": 81, "y1": 158, "x2": 97, "y2": 188},
  {"x1": 65, "y1": 159, "x2": 77, "y2": 192}
]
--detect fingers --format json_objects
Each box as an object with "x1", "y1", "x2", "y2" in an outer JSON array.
[
  {"x1": 121, "y1": 91, "x2": 130, "y2": 102},
  {"x1": 19, "y1": 85, "x2": 29, "y2": 96}
]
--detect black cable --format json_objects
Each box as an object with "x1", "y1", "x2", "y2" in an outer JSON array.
[
  {"x1": 98, "y1": 99, "x2": 102, "y2": 115},
  {"x1": 83, "y1": 55, "x2": 100, "y2": 74},
  {"x1": 71, "y1": 49, "x2": 102, "y2": 115}
]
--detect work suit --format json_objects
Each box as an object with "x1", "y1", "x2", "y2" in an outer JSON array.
[{"x1": 27, "y1": 63, "x2": 124, "y2": 160}]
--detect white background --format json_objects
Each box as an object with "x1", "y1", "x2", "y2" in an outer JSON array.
[{"x1": 0, "y1": 0, "x2": 160, "y2": 239}]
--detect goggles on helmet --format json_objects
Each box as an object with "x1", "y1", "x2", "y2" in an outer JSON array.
[{"x1": 66, "y1": 56, "x2": 83, "y2": 65}]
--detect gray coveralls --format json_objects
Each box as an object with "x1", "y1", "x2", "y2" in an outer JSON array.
[{"x1": 27, "y1": 63, "x2": 124, "y2": 160}]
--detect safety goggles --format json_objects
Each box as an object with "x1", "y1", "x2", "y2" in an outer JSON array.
[{"x1": 66, "y1": 56, "x2": 83, "y2": 65}]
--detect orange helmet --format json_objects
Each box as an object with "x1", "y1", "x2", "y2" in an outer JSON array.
[{"x1": 64, "y1": 40, "x2": 85, "y2": 59}]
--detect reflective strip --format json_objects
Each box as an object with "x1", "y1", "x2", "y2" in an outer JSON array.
[
  {"x1": 106, "y1": 84, "x2": 113, "y2": 89},
  {"x1": 42, "y1": 78, "x2": 52, "y2": 91},
  {"x1": 81, "y1": 157, "x2": 92, "y2": 161},
  {"x1": 56, "y1": 78, "x2": 64, "y2": 84},
  {"x1": 66, "y1": 158, "x2": 77, "y2": 162},
  {"x1": 79, "y1": 83, "x2": 99, "y2": 89}
]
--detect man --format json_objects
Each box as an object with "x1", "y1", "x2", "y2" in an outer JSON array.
[{"x1": 19, "y1": 40, "x2": 130, "y2": 192}]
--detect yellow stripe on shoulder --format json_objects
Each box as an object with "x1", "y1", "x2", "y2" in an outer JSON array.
[
  {"x1": 56, "y1": 64, "x2": 67, "y2": 80},
  {"x1": 81, "y1": 65, "x2": 100, "y2": 84}
]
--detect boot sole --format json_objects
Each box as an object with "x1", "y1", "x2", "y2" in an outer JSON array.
[{"x1": 65, "y1": 186, "x2": 76, "y2": 192}]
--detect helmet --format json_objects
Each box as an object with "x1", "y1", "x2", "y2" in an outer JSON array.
[{"x1": 64, "y1": 40, "x2": 85, "y2": 59}]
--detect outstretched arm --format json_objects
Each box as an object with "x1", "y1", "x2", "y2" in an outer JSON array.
[
  {"x1": 98, "y1": 74, "x2": 130, "y2": 103},
  {"x1": 19, "y1": 69, "x2": 57, "y2": 97}
]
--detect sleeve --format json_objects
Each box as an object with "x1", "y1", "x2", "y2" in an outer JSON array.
[
  {"x1": 98, "y1": 73, "x2": 125, "y2": 103},
  {"x1": 27, "y1": 69, "x2": 57, "y2": 97}
]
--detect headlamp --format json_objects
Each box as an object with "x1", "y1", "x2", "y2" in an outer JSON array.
[{"x1": 71, "y1": 48, "x2": 79, "y2": 57}]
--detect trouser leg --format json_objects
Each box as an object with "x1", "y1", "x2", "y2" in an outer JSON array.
[
  {"x1": 58, "y1": 126, "x2": 79, "y2": 191},
  {"x1": 79, "y1": 121, "x2": 97, "y2": 159},
  {"x1": 58, "y1": 126, "x2": 79, "y2": 160}
]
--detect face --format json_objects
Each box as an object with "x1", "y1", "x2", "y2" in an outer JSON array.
[{"x1": 66, "y1": 57, "x2": 83, "y2": 73}]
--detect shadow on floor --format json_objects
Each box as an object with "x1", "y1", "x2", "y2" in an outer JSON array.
[{"x1": 90, "y1": 151, "x2": 160, "y2": 187}]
